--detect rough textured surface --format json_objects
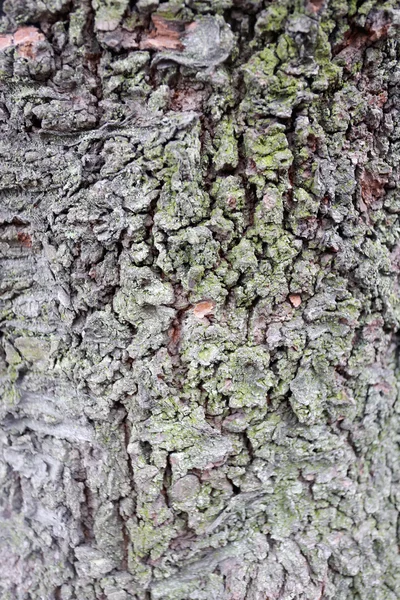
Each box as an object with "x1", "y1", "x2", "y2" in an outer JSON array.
[{"x1": 1, "y1": 0, "x2": 400, "y2": 599}]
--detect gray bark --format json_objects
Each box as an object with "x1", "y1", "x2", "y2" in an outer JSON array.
[{"x1": 1, "y1": 0, "x2": 400, "y2": 598}]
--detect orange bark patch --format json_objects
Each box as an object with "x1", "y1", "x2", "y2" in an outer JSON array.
[
  {"x1": 13, "y1": 26, "x2": 45, "y2": 45},
  {"x1": 360, "y1": 169, "x2": 389, "y2": 207},
  {"x1": 307, "y1": 134, "x2": 318, "y2": 152},
  {"x1": 16, "y1": 27, "x2": 46, "y2": 59},
  {"x1": 334, "y1": 12, "x2": 391, "y2": 62},
  {"x1": 226, "y1": 195, "x2": 237, "y2": 209},
  {"x1": 288, "y1": 294, "x2": 301, "y2": 308},
  {"x1": 0, "y1": 26, "x2": 45, "y2": 59},
  {"x1": 333, "y1": 30, "x2": 368, "y2": 66},
  {"x1": 140, "y1": 15, "x2": 187, "y2": 51},
  {"x1": 193, "y1": 300, "x2": 215, "y2": 319},
  {"x1": 0, "y1": 34, "x2": 13, "y2": 51},
  {"x1": 170, "y1": 88, "x2": 203, "y2": 112},
  {"x1": 168, "y1": 323, "x2": 181, "y2": 344},
  {"x1": 368, "y1": 91, "x2": 388, "y2": 109},
  {"x1": 167, "y1": 321, "x2": 182, "y2": 356},
  {"x1": 308, "y1": 0, "x2": 324, "y2": 13},
  {"x1": 366, "y1": 11, "x2": 392, "y2": 42},
  {"x1": 17, "y1": 232, "x2": 32, "y2": 248}
]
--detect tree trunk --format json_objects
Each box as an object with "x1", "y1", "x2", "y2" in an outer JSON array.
[{"x1": 1, "y1": 0, "x2": 400, "y2": 598}]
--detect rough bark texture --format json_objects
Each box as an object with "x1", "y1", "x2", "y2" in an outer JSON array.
[{"x1": 1, "y1": 0, "x2": 400, "y2": 598}]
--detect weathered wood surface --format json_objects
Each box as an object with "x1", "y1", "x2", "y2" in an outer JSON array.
[{"x1": 1, "y1": 1, "x2": 400, "y2": 598}]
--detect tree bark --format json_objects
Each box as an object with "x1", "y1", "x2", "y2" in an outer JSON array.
[{"x1": 1, "y1": 0, "x2": 400, "y2": 598}]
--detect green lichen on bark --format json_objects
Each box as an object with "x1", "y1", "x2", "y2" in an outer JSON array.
[{"x1": 1, "y1": 0, "x2": 400, "y2": 599}]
